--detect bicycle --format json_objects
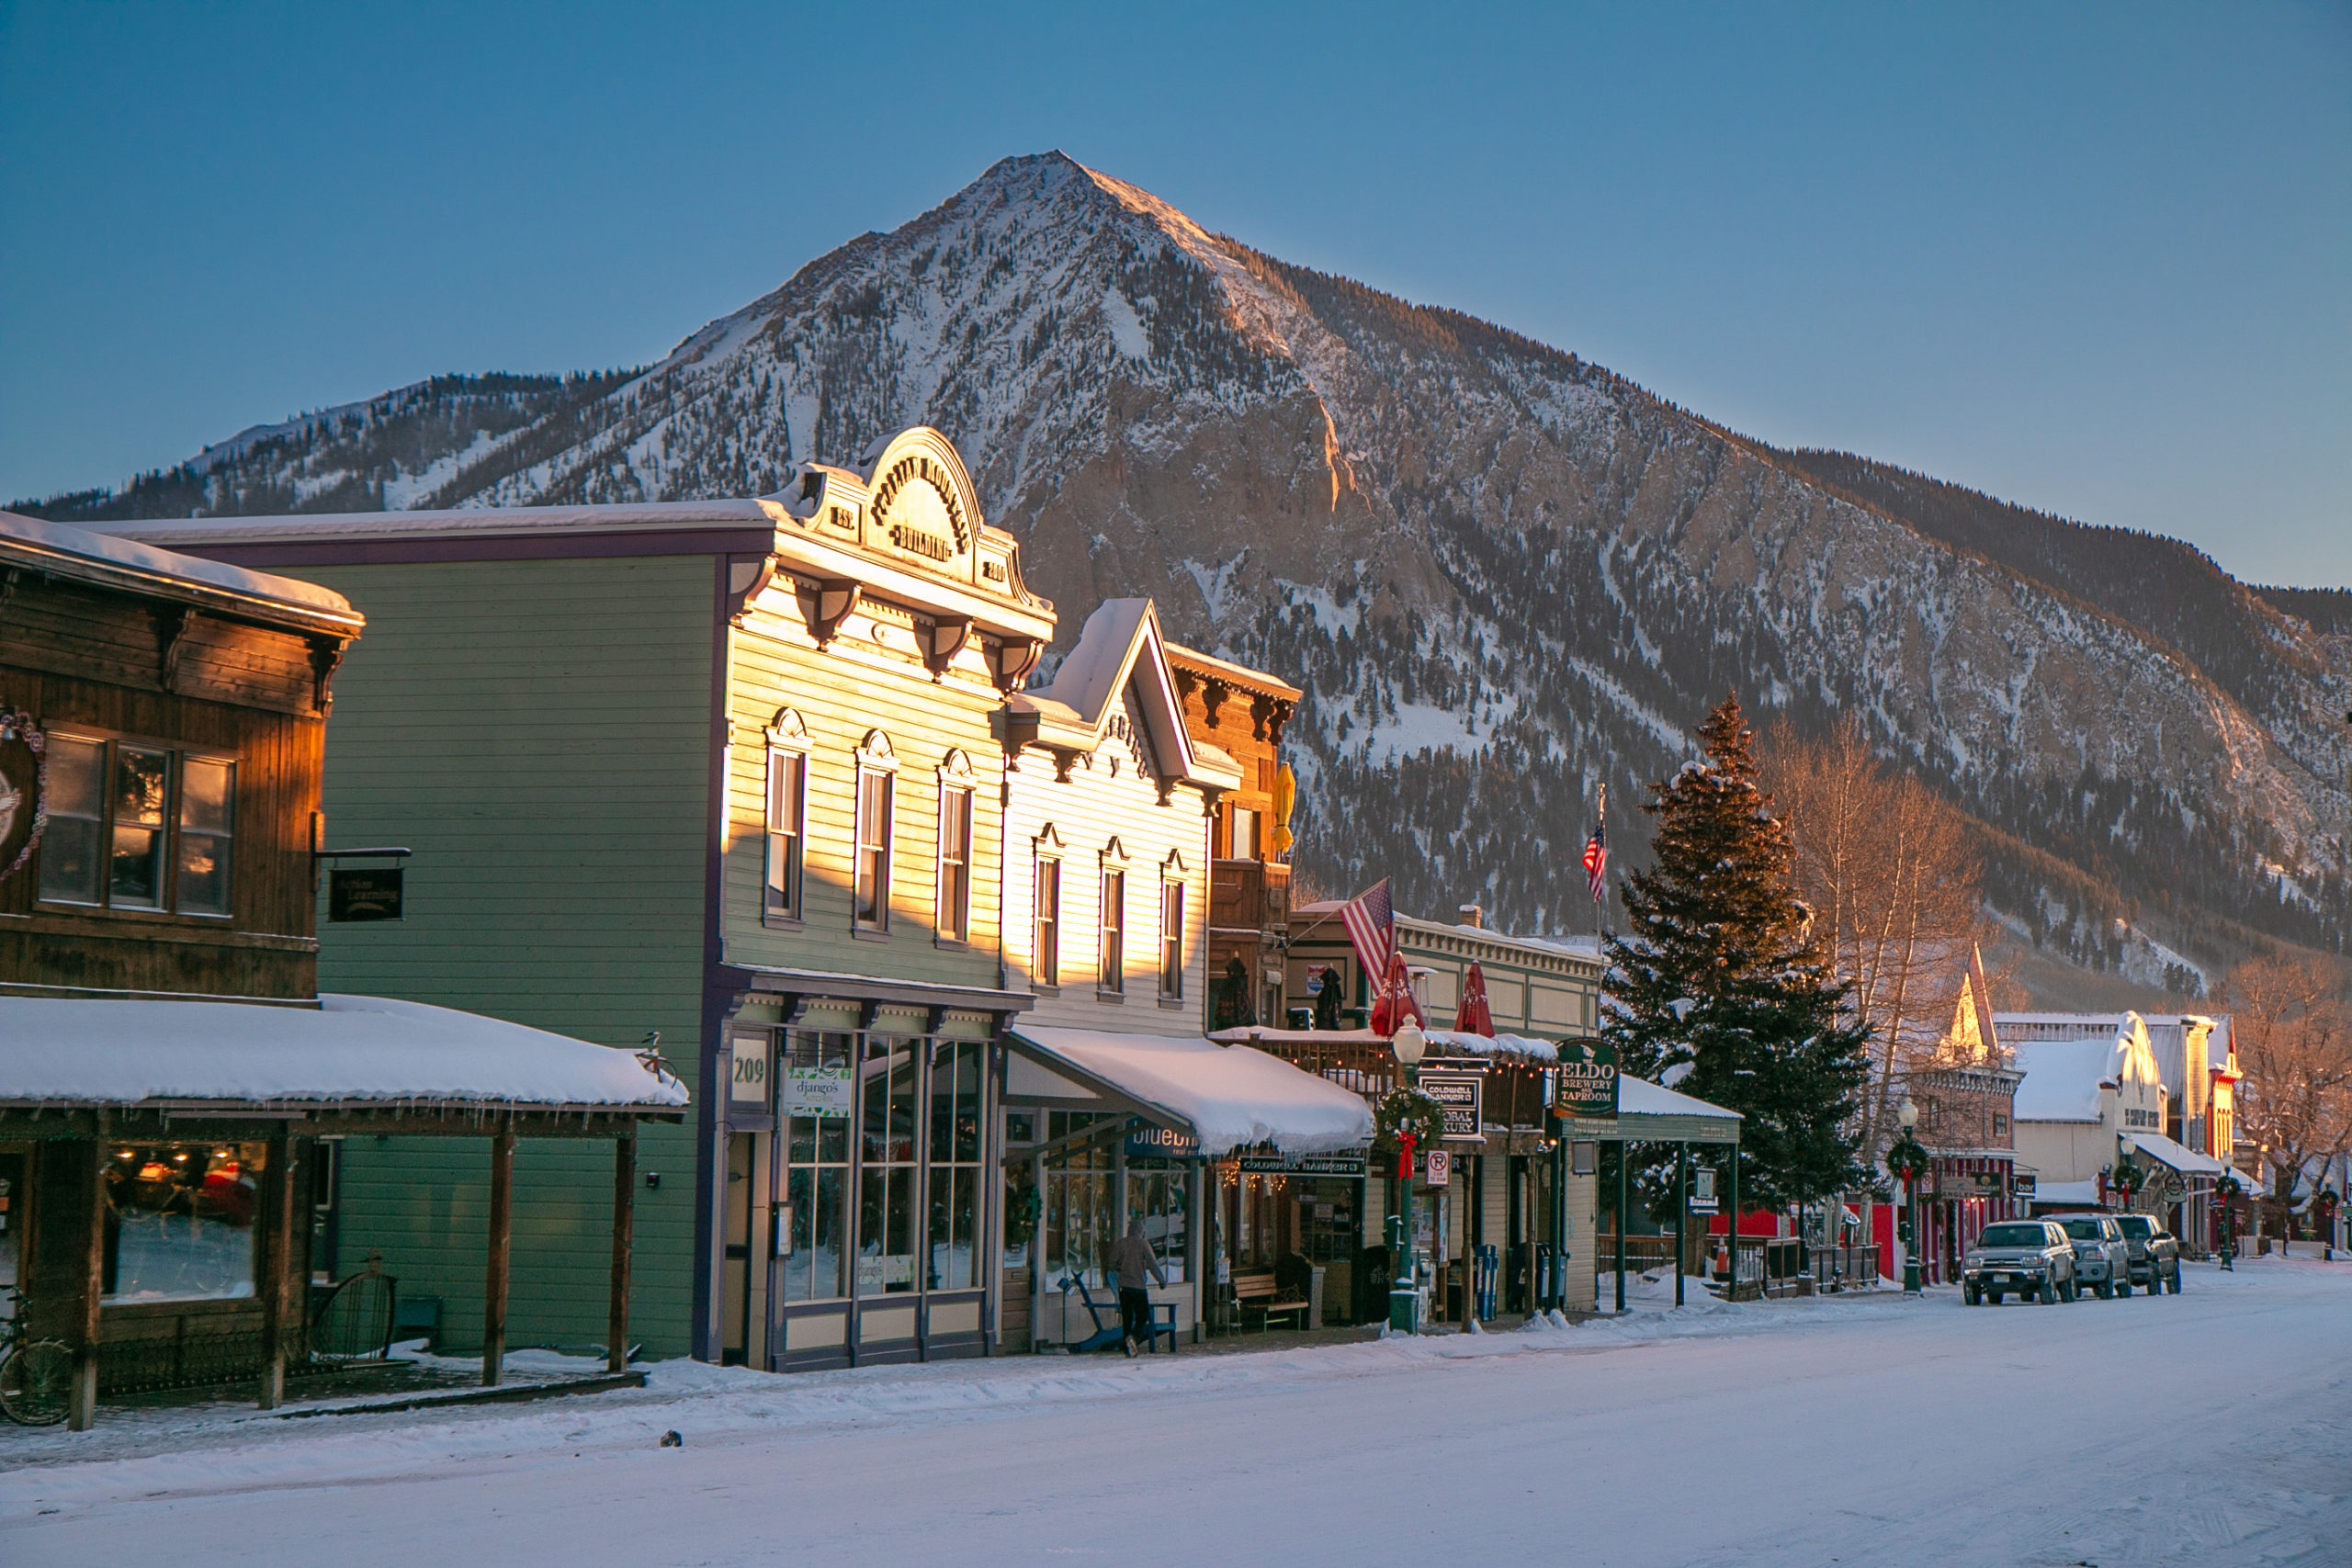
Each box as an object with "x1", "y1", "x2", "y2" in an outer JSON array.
[{"x1": 0, "y1": 1290, "x2": 74, "y2": 1426}]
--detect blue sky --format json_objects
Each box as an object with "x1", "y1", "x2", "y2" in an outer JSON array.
[{"x1": 3, "y1": 2, "x2": 2345, "y2": 586}]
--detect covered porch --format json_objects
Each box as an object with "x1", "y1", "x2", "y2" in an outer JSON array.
[
  {"x1": 1003, "y1": 1026, "x2": 1372, "y2": 1350},
  {"x1": 0, "y1": 993, "x2": 686, "y2": 1428}
]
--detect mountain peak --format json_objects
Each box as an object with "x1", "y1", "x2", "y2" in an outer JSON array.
[{"x1": 23, "y1": 156, "x2": 2352, "y2": 987}]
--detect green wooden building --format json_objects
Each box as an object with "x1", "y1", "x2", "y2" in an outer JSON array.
[{"x1": 112, "y1": 428, "x2": 1058, "y2": 1366}]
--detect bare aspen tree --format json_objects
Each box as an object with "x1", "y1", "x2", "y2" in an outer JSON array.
[
  {"x1": 2224, "y1": 955, "x2": 2352, "y2": 1242},
  {"x1": 1764, "y1": 720, "x2": 1994, "y2": 1172}
]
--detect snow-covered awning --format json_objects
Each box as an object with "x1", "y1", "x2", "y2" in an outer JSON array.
[
  {"x1": 1010, "y1": 1026, "x2": 1372, "y2": 1156},
  {"x1": 2129, "y1": 1133, "x2": 2226, "y2": 1177},
  {"x1": 1616, "y1": 1077, "x2": 1743, "y2": 1122},
  {"x1": 0, "y1": 994, "x2": 689, "y2": 1111}
]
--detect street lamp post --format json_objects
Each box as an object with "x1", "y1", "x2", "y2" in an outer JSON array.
[
  {"x1": 1388, "y1": 1023, "x2": 1428, "y2": 1335},
  {"x1": 1893, "y1": 1098, "x2": 1927, "y2": 1295}
]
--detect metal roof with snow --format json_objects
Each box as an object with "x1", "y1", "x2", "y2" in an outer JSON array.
[
  {"x1": 1009, "y1": 1025, "x2": 1372, "y2": 1156},
  {"x1": 0, "y1": 994, "x2": 688, "y2": 1134}
]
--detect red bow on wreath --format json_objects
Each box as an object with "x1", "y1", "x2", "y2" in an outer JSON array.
[{"x1": 1396, "y1": 1132, "x2": 1418, "y2": 1181}]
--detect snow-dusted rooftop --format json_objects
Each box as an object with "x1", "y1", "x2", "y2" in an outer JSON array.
[
  {"x1": 1013, "y1": 1026, "x2": 1372, "y2": 1156},
  {"x1": 0, "y1": 994, "x2": 688, "y2": 1110},
  {"x1": 2010, "y1": 1036, "x2": 2130, "y2": 1122},
  {"x1": 0, "y1": 507, "x2": 359, "y2": 630}
]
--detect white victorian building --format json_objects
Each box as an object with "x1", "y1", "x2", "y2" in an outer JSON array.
[{"x1": 991, "y1": 599, "x2": 1369, "y2": 1349}]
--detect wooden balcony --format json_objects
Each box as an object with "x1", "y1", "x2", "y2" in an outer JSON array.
[{"x1": 1211, "y1": 858, "x2": 1289, "y2": 934}]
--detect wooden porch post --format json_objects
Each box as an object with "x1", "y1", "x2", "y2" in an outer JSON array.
[
  {"x1": 483, "y1": 1125, "x2": 514, "y2": 1387},
  {"x1": 256, "y1": 1132, "x2": 297, "y2": 1409},
  {"x1": 70, "y1": 1142, "x2": 104, "y2": 1432},
  {"x1": 608, "y1": 1129, "x2": 636, "y2": 1375}
]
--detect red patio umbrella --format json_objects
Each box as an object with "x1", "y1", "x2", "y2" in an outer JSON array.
[
  {"x1": 1455, "y1": 962, "x2": 1495, "y2": 1037},
  {"x1": 1369, "y1": 949, "x2": 1427, "y2": 1036}
]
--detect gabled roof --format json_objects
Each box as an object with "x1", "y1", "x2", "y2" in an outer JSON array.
[{"x1": 1004, "y1": 598, "x2": 1242, "y2": 792}]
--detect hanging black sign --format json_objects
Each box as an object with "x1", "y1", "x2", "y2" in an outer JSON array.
[{"x1": 329, "y1": 867, "x2": 404, "y2": 922}]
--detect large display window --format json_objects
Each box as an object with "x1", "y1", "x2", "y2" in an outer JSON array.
[
  {"x1": 927, "y1": 1039, "x2": 982, "y2": 1291},
  {"x1": 779, "y1": 1031, "x2": 854, "y2": 1303},
  {"x1": 857, "y1": 1038, "x2": 920, "y2": 1293},
  {"x1": 102, "y1": 1142, "x2": 266, "y2": 1302}
]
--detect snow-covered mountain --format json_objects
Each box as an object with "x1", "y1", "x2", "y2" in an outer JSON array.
[{"x1": 27, "y1": 152, "x2": 2352, "y2": 985}]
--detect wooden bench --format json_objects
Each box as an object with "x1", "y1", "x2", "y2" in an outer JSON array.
[{"x1": 1233, "y1": 1270, "x2": 1309, "y2": 1331}]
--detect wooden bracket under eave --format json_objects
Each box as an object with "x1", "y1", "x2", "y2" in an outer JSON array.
[
  {"x1": 1202, "y1": 678, "x2": 1232, "y2": 728},
  {"x1": 797, "y1": 579, "x2": 863, "y2": 648},
  {"x1": 153, "y1": 604, "x2": 193, "y2": 693},
  {"x1": 920, "y1": 616, "x2": 972, "y2": 681},
  {"x1": 986, "y1": 636, "x2": 1042, "y2": 694},
  {"x1": 726, "y1": 557, "x2": 779, "y2": 628},
  {"x1": 307, "y1": 636, "x2": 346, "y2": 715}
]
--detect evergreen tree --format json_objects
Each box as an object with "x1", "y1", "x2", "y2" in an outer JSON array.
[{"x1": 1602, "y1": 694, "x2": 1873, "y2": 1213}]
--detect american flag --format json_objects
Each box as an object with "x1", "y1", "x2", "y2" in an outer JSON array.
[
  {"x1": 1582, "y1": 818, "x2": 1607, "y2": 903},
  {"x1": 1339, "y1": 877, "x2": 1394, "y2": 982}
]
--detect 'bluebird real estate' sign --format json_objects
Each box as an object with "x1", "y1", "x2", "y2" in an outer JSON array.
[{"x1": 1556, "y1": 1041, "x2": 1619, "y2": 1119}]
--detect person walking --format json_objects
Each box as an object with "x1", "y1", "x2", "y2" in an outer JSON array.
[{"x1": 1111, "y1": 1218, "x2": 1167, "y2": 1358}]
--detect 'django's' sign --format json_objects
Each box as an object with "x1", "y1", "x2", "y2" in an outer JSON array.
[{"x1": 1556, "y1": 1041, "x2": 1619, "y2": 1119}]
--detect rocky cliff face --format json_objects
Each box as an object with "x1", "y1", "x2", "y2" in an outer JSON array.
[{"x1": 28, "y1": 152, "x2": 2352, "y2": 985}]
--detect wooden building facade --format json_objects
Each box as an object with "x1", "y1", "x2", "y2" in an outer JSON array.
[{"x1": 1164, "y1": 644, "x2": 1298, "y2": 1032}]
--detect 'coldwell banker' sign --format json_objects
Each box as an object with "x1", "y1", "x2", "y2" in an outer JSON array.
[{"x1": 1556, "y1": 1041, "x2": 1619, "y2": 1119}]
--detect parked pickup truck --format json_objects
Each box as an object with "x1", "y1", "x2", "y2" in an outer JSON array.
[
  {"x1": 1962, "y1": 1221, "x2": 2077, "y2": 1304},
  {"x1": 2115, "y1": 1214, "x2": 2183, "y2": 1294}
]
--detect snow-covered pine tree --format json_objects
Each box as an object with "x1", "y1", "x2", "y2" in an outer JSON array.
[{"x1": 1601, "y1": 694, "x2": 1873, "y2": 1213}]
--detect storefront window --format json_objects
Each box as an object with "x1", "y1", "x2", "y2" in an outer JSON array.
[
  {"x1": 927, "y1": 1039, "x2": 982, "y2": 1290},
  {"x1": 1044, "y1": 1112, "x2": 1113, "y2": 1289},
  {"x1": 858, "y1": 1038, "x2": 919, "y2": 1292},
  {"x1": 103, "y1": 1143, "x2": 264, "y2": 1301},
  {"x1": 1126, "y1": 1166, "x2": 1189, "y2": 1284},
  {"x1": 781, "y1": 1030, "x2": 852, "y2": 1303}
]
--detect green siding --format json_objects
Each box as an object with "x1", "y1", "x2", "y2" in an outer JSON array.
[{"x1": 302, "y1": 555, "x2": 714, "y2": 1358}]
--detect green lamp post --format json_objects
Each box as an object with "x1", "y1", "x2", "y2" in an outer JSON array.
[
  {"x1": 1387, "y1": 1023, "x2": 1429, "y2": 1334},
  {"x1": 1889, "y1": 1098, "x2": 1929, "y2": 1295}
]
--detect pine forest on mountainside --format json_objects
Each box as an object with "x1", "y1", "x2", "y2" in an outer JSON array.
[{"x1": 20, "y1": 152, "x2": 2352, "y2": 1003}]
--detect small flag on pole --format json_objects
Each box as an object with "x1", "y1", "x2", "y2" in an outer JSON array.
[{"x1": 1583, "y1": 790, "x2": 1608, "y2": 903}]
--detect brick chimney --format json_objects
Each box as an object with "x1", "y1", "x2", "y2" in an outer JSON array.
[{"x1": 1458, "y1": 904, "x2": 1483, "y2": 929}]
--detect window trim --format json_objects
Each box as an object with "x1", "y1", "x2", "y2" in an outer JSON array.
[
  {"x1": 1032, "y1": 824, "x2": 1063, "y2": 993},
  {"x1": 1098, "y1": 839, "x2": 1129, "y2": 998},
  {"x1": 35, "y1": 728, "x2": 236, "y2": 920},
  {"x1": 852, "y1": 729, "x2": 898, "y2": 935},
  {"x1": 1158, "y1": 850, "x2": 1186, "y2": 1001},
  {"x1": 933, "y1": 749, "x2": 976, "y2": 949},
  {"x1": 763, "y1": 707, "x2": 810, "y2": 928}
]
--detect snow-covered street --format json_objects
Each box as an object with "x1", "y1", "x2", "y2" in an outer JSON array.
[{"x1": 5, "y1": 1258, "x2": 2346, "y2": 1567}]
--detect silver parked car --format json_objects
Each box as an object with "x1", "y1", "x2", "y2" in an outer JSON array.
[
  {"x1": 2059, "y1": 1215, "x2": 2133, "y2": 1297},
  {"x1": 2115, "y1": 1214, "x2": 2183, "y2": 1293},
  {"x1": 1962, "y1": 1220, "x2": 2078, "y2": 1304}
]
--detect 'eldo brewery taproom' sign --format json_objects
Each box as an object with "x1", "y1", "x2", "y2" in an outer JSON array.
[{"x1": 1556, "y1": 1040, "x2": 1618, "y2": 1119}]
